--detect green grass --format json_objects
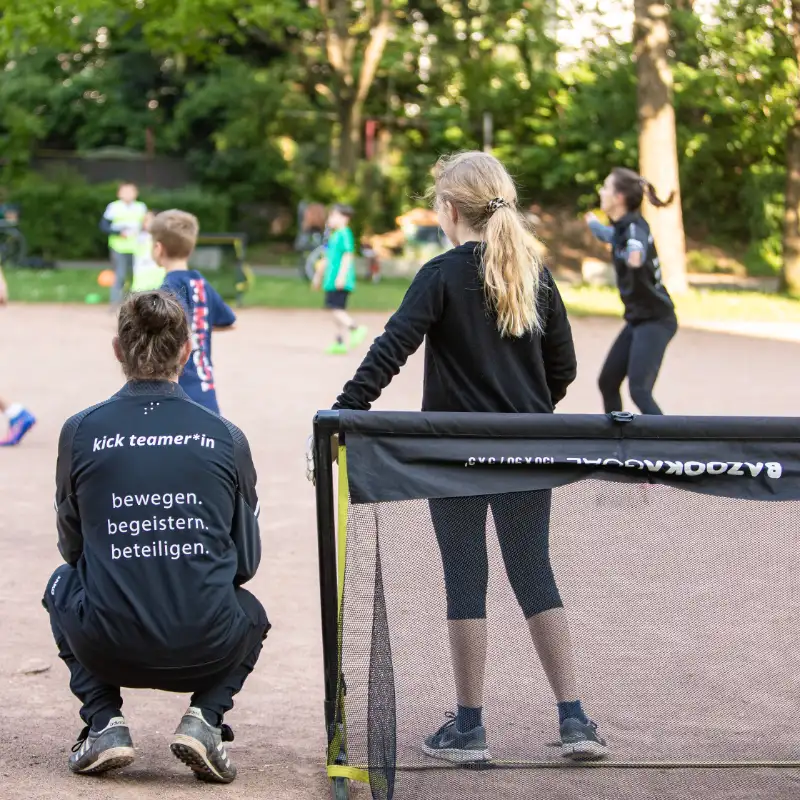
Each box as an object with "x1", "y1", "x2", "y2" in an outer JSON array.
[
  {"x1": 6, "y1": 267, "x2": 800, "y2": 324},
  {"x1": 5, "y1": 267, "x2": 102, "y2": 303},
  {"x1": 246, "y1": 242, "x2": 299, "y2": 267},
  {"x1": 561, "y1": 284, "x2": 800, "y2": 323},
  {"x1": 243, "y1": 275, "x2": 412, "y2": 310},
  {"x1": 3, "y1": 266, "x2": 411, "y2": 310}
]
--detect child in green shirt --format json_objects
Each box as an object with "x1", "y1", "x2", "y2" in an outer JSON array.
[{"x1": 313, "y1": 204, "x2": 368, "y2": 354}]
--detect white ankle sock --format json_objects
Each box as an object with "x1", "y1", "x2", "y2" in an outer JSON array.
[{"x1": 5, "y1": 403, "x2": 23, "y2": 420}]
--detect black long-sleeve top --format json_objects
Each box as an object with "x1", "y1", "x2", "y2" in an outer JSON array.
[
  {"x1": 334, "y1": 242, "x2": 577, "y2": 413},
  {"x1": 588, "y1": 213, "x2": 676, "y2": 324},
  {"x1": 55, "y1": 380, "x2": 261, "y2": 664}
]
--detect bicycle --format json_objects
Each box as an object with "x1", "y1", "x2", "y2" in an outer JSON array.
[{"x1": 302, "y1": 243, "x2": 327, "y2": 282}]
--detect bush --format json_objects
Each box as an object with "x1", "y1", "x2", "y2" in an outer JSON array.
[
  {"x1": 9, "y1": 172, "x2": 232, "y2": 260},
  {"x1": 686, "y1": 250, "x2": 720, "y2": 274}
]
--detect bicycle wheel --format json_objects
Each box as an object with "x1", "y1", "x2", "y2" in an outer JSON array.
[
  {"x1": 302, "y1": 245, "x2": 326, "y2": 282},
  {"x1": 0, "y1": 228, "x2": 28, "y2": 268}
]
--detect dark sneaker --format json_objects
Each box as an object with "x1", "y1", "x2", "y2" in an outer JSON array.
[
  {"x1": 422, "y1": 712, "x2": 491, "y2": 764},
  {"x1": 560, "y1": 717, "x2": 608, "y2": 761},
  {"x1": 69, "y1": 717, "x2": 136, "y2": 775},
  {"x1": 170, "y1": 706, "x2": 237, "y2": 784}
]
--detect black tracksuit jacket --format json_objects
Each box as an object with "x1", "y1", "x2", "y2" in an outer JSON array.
[
  {"x1": 334, "y1": 241, "x2": 577, "y2": 413},
  {"x1": 55, "y1": 380, "x2": 261, "y2": 668}
]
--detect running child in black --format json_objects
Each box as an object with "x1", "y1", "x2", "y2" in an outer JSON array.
[
  {"x1": 333, "y1": 151, "x2": 607, "y2": 763},
  {"x1": 586, "y1": 168, "x2": 678, "y2": 415},
  {"x1": 43, "y1": 291, "x2": 268, "y2": 783}
]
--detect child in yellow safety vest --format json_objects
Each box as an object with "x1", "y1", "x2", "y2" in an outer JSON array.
[{"x1": 99, "y1": 183, "x2": 148, "y2": 307}]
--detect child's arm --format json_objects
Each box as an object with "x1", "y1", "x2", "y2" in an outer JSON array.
[
  {"x1": 335, "y1": 252, "x2": 353, "y2": 290},
  {"x1": 334, "y1": 262, "x2": 443, "y2": 410},
  {"x1": 206, "y1": 281, "x2": 237, "y2": 328},
  {"x1": 585, "y1": 213, "x2": 614, "y2": 244},
  {"x1": 99, "y1": 202, "x2": 129, "y2": 236},
  {"x1": 213, "y1": 325, "x2": 237, "y2": 332},
  {"x1": 0, "y1": 265, "x2": 6, "y2": 305},
  {"x1": 312, "y1": 252, "x2": 326, "y2": 290},
  {"x1": 56, "y1": 418, "x2": 84, "y2": 566},
  {"x1": 334, "y1": 230, "x2": 356, "y2": 289}
]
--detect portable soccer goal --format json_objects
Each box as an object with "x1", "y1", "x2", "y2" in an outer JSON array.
[{"x1": 312, "y1": 410, "x2": 800, "y2": 800}]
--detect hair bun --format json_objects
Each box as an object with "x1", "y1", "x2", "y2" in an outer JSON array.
[{"x1": 134, "y1": 292, "x2": 171, "y2": 334}]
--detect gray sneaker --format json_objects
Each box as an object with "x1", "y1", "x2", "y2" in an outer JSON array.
[
  {"x1": 560, "y1": 717, "x2": 608, "y2": 761},
  {"x1": 170, "y1": 706, "x2": 237, "y2": 784},
  {"x1": 422, "y1": 712, "x2": 491, "y2": 764},
  {"x1": 69, "y1": 717, "x2": 136, "y2": 775}
]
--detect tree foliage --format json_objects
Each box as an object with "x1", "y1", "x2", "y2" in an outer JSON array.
[{"x1": 0, "y1": 0, "x2": 796, "y2": 275}]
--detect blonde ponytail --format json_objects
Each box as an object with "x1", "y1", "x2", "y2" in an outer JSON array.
[
  {"x1": 431, "y1": 151, "x2": 544, "y2": 338},
  {"x1": 483, "y1": 203, "x2": 543, "y2": 337}
]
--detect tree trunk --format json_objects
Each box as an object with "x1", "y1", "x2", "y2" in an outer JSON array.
[
  {"x1": 338, "y1": 98, "x2": 360, "y2": 178},
  {"x1": 322, "y1": 0, "x2": 392, "y2": 178},
  {"x1": 780, "y1": 1, "x2": 800, "y2": 294},
  {"x1": 633, "y1": 0, "x2": 688, "y2": 295},
  {"x1": 780, "y1": 121, "x2": 800, "y2": 294}
]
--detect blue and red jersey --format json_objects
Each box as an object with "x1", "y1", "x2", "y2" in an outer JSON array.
[{"x1": 161, "y1": 270, "x2": 236, "y2": 413}]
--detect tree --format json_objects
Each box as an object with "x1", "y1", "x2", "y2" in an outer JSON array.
[
  {"x1": 781, "y1": 0, "x2": 800, "y2": 294},
  {"x1": 633, "y1": 0, "x2": 688, "y2": 294},
  {"x1": 316, "y1": 0, "x2": 395, "y2": 177},
  {"x1": 707, "y1": 0, "x2": 799, "y2": 287}
]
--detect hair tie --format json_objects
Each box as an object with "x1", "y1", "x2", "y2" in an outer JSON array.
[
  {"x1": 487, "y1": 197, "x2": 509, "y2": 215},
  {"x1": 638, "y1": 177, "x2": 648, "y2": 188}
]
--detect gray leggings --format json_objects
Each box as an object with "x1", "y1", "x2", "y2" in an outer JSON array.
[
  {"x1": 110, "y1": 250, "x2": 134, "y2": 305},
  {"x1": 429, "y1": 490, "x2": 562, "y2": 621}
]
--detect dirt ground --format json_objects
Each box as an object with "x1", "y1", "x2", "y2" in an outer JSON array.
[{"x1": 1, "y1": 304, "x2": 799, "y2": 800}]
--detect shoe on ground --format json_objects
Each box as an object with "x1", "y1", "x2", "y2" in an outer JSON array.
[
  {"x1": 69, "y1": 717, "x2": 136, "y2": 775},
  {"x1": 560, "y1": 717, "x2": 608, "y2": 761},
  {"x1": 422, "y1": 712, "x2": 491, "y2": 764},
  {"x1": 325, "y1": 341, "x2": 349, "y2": 355},
  {"x1": 171, "y1": 706, "x2": 237, "y2": 784},
  {"x1": 0, "y1": 409, "x2": 36, "y2": 446},
  {"x1": 348, "y1": 326, "x2": 368, "y2": 347}
]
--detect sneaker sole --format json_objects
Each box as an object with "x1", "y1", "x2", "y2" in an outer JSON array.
[
  {"x1": 71, "y1": 746, "x2": 136, "y2": 775},
  {"x1": 171, "y1": 735, "x2": 235, "y2": 784},
  {"x1": 421, "y1": 743, "x2": 492, "y2": 764},
  {"x1": 561, "y1": 740, "x2": 608, "y2": 761}
]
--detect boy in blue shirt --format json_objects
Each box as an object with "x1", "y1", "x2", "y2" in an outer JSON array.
[
  {"x1": 151, "y1": 210, "x2": 236, "y2": 414},
  {"x1": 312, "y1": 204, "x2": 367, "y2": 354}
]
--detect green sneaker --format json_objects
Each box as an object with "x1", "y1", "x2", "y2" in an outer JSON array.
[
  {"x1": 349, "y1": 326, "x2": 368, "y2": 347},
  {"x1": 325, "y1": 341, "x2": 349, "y2": 355}
]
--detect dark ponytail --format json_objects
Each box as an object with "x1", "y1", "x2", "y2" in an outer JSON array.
[
  {"x1": 117, "y1": 290, "x2": 190, "y2": 380},
  {"x1": 611, "y1": 167, "x2": 674, "y2": 212}
]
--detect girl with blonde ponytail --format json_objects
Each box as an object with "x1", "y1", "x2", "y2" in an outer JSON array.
[
  {"x1": 428, "y1": 151, "x2": 545, "y2": 338},
  {"x1": 333, "y1": 151, "x2": 607, "y2": 764}
]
